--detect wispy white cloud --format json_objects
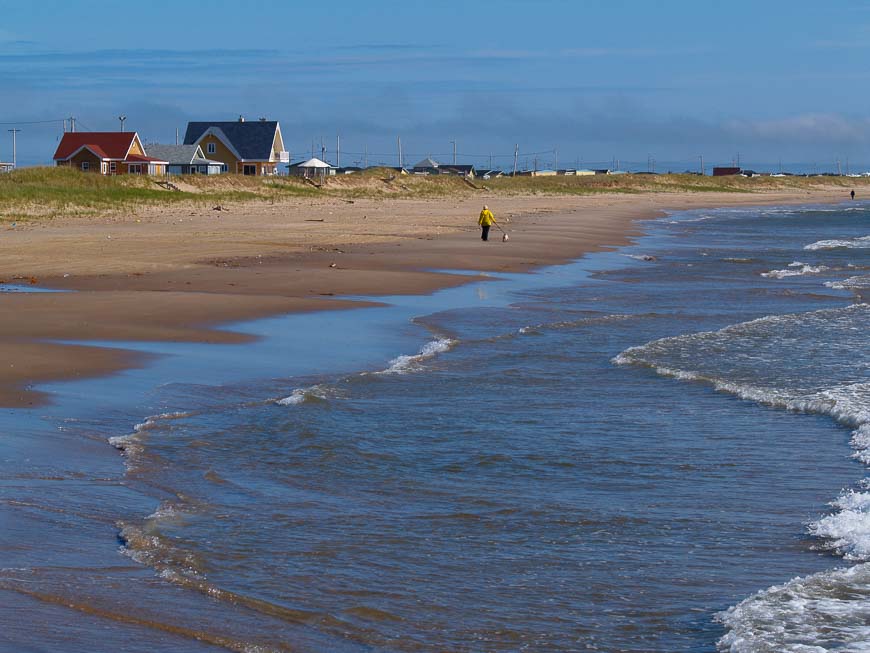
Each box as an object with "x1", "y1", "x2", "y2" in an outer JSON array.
[{"x1": 724, "y1": 113, "x2": 870, "y2": 144}]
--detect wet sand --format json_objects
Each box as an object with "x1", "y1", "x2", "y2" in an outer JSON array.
[{"x1": 0, "y1": 188, "x2": 852, "y2": 406}]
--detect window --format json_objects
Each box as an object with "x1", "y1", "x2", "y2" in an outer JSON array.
[
  {"x1": 243, "y1": 164, "x2": 256, "y2": 176},
  {"x1": 81, "y1": 161, "x2": 89, "y2": 171},
  {"x1": 110, "y1": 162, "x2": 117, "y2": 174},
  {"x1": 207, "y1": 142, "x2": 216, "y2": 155}
]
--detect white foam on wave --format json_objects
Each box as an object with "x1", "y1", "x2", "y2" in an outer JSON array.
[
  {"x1": 615, "y1": 307, "x2": 870, "y2": 563},
  {"x1": 622, "y1": 253, "x2": 658, "y2": 262},
  {"x1": 377, "y1": 337, "x2": 455, "y2": 375},
  {"x1": 826, "y1": 275, "x2": 870, "y2": 291},
  {"x1": 275, "y1": 384, "x2": 330, "y2": 406},
  {"x1": 716, "y1": 562, "x2": 870, "y2": 652},
  {"x1": 108, "y1": 411, "x2": 192, "y2": 469},
  {"x1": 805, "y1": 235, "x2": 870, "y2": 251},
  {"x1": 761, "y1": 263, "x2": 829, "y2": 279}
]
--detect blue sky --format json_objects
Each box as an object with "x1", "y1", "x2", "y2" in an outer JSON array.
[{"x1": 2, "y1": 0, "x2": 870, "y2": 169}]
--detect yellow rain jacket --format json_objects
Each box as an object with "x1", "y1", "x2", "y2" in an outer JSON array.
[{"x1": 479, "y1": 209, "x2": 495, "y2": 226}]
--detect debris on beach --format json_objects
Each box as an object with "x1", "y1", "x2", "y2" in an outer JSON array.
[{"x1": 329, "y1": 263, "x2": 337, "y2": 268}]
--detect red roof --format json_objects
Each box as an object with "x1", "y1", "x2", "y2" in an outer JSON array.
[
  {"x1": 126, "y1": 153, "x2": 165, "y2": 163},
  {"x1": 53, "y1": 132, "x2": 138, "y2": 161}
]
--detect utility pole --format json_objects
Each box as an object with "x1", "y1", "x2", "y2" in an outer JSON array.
[
  {"x1": 554, "y1": 147, "x2": 558, "y2": 171},
  {"x1": 336, "y1": 134, "x2": 340, "y2": 169},
  {"x1": 69, "y1": 116, "x2": 76, "y2": 133},
  {"x1": 489, "y1": 152, "x2": 493, "y2": 170},
  {"x1": 7, "y1": 129, "x2": 20, "y2": 167},
  {"x1": 175, "y1": 127, "x2": 179, "y2": 145},
  {"x1": 534, "y1": 156, "x2": 538, "y2": 173},
  {"x1": 699, "y1": 154, "x2": 704, "y2": 176},
  {"x1": 364, "y1": 144, "x2": 368, "y2": 169},
  {"x1": 837, "y1": 159, "x2": 842, "y2": 176},
  {"x1": 450, "y1": 139, "x2": 457, "y2": 165},
  {"x1": 513, "y1": 144, "x2": 519, "y2": 176},
  {"x1": 320, "y1": 137, "x2": 325, "y2": 164},
  {"x1": 397, "y1": 136, "x2": 403, "y2": 168},
  {"x1": 118, "y1": 115, "x2": 127, "y2": 132}
]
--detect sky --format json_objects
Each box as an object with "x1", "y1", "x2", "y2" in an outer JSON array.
[{"x1": 2, "y1": 0, "x2": 870, "y2": 170}]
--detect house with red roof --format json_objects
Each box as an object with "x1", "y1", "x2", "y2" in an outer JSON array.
[{"x1": 53, "y1": 132, "x2": 168, "y2": 175}]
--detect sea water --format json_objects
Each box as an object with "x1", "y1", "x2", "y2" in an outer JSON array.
[{"x1": 3, "y1": 201, "x2": 870, "y2": 651}]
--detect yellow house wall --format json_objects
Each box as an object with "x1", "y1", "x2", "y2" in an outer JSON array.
[
  {"x1": 198, "y1": 135, "x2": 240, "y2": 171},
  {"x1": 128, "y1": 136, "x2": 145, "y2": 156}
]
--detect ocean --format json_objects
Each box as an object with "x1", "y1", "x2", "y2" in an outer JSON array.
[{"x1": 2, "y1": 200, "x2": 870, "y2": 651}]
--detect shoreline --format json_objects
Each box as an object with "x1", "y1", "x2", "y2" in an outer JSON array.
[{"x1": 0, "y1": 188, "x2": 855, "y2": 407}]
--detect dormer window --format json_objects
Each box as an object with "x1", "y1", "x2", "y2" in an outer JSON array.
[{"x1": 207, "y1": 142, "x2": 216, "y2": 155}]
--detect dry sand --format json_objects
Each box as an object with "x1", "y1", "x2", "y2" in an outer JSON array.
[{"x1": 0, "y1": 188, "x2": 852, "y2": 407}]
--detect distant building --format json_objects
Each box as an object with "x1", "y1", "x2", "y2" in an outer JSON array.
[
  {"x1": 53, "y1": 132, "x2": 168, "y2": 175},
  {"x1": 439, "y1": 164, "x2": 476, "y2": 178},
  {"x1": 183, "y1": 117, "x2": 288, "y2": 176},
  {"x1": 412, "y1": 157, "x2": 475, "y2": 178},
  {"x1": 288, "y1": 157, "x2": 336, "y2": 179},
  {"x1": 0, "y1": 162, "x2": 13, "y2": 173},
  {"x1": 477, "y1": 169, "x2": 503, "y2": 179},
  {"x1": 144, "y1": 144, "x2": 225, "y2": 175},
  {"x1": 412, "y1": 157, "x2": 440, "y2": 174},
  {"x1": 713, "y1": 167, "x2": 741, "y2": 176}
]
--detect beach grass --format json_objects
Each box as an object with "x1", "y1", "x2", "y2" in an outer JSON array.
[{"x1": 1, "y1": 167, "x2": 868, "y2": 221}]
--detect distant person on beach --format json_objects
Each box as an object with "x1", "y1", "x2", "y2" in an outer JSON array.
[
  {"x1": 479, "y1": 205, "x2": 495, "y2": 241},
  {"x1": 851, "y1": 190, "x2": 856, "y2": 200}
]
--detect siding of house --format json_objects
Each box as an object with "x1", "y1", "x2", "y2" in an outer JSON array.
[
  {"x1": 270, "y1": 129, "x2": 285, "y2": 161},
  {"x1": 128, "y1": 138, "x2": 145, "y2": 157},
  {"x1": 198, "y1": 135, "x2": 240, "y2": 171},
  {"x1": 68, "y1": 150, "x2": 102, "y2": 172}
]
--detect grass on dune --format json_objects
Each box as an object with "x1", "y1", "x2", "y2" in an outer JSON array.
[{"x1": 1, "y1": 166, "x2": 868, "y2": 222}]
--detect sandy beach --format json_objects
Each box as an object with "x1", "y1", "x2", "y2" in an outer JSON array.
[{"x1": 0, "y1": 187, "x2": 853, "y2": 407}]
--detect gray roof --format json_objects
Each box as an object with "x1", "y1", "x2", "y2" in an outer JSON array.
[
  {"x1": 144, "y1": 144, "x2": 203, "y2": 165},
  {"x1": 413, "y1": 157, "x2": 439, "y2": 169},
  {"x1": 184, "y1": 121, "x2": 279, "y2": 160}
]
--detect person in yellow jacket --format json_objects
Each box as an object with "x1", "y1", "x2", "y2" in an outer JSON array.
[{"x1": 478, "y1": 205, "x2": 496, "y2": 241}]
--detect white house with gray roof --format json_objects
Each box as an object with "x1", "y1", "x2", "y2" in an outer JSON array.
[{"x1": 144, "y1": 144, "x2": 225, "y2": 175}]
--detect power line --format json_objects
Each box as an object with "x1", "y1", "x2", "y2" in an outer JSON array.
[{"x1": 0, "y1": 118, "x2": 66, "y2": 126}]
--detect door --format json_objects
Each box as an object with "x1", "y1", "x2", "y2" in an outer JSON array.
[{"x1": 243, "y1": 164, "x2": 257, "y2": 176}]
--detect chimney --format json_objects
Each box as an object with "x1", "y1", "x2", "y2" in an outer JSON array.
[
  {"x1": 238, "y1": 115, "x2": 245, "y2": 123},
  {"x1": 259, "y1": 117, "x2": 267, "y2": 122}
]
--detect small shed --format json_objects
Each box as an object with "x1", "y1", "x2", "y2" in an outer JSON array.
[{"x1": 0, "y1": 162, "x2": 13, "y2": 173}]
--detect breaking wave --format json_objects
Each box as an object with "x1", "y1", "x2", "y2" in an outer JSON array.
[
  {"x1": 805, "y1": 235, "x2": 870, "y2": 251},
  {"x1": 716, "y1": 563, "x2": 870, "y2": 652},
  {"x1": 108, "y1": 411, "x2": 193, "y2": 470},
  {"x1": 761, "y1": 262, "x2": 829, "y2": 279},
  {"x1": 375, "y1": 337, "x2": 455, "y2": 375},
  {"x1": 615, "y1": 304, "x2": 870, "y2": 650}
]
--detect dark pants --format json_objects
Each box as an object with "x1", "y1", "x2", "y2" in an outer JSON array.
[{"x1": 481, "y1": 225, "x2": 490, "y2": 241}]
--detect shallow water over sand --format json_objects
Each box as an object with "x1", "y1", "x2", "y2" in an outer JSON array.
[{"x1": 3, "y1": 202, "x2": 870, "y2": 651}]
